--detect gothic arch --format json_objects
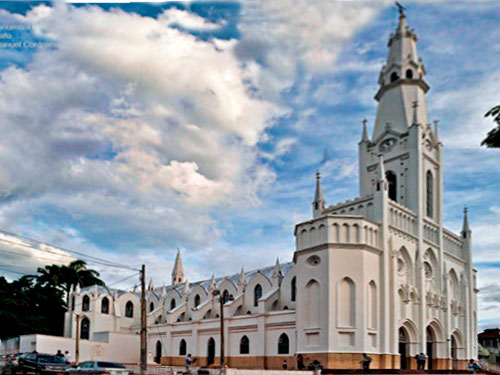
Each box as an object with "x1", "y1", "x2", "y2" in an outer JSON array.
[
  {"x1": 337, "y1": 277, "x2": 355, "y2": 327},
  {"x1": 305, "y1": 279, "x2": 320, "y2": 328},
  {"x1": 386, "y1": 170, "x2": 397, "y2": 201},
  {"x1": 278, "y1": 333, "x2": 290, "y2": 354},
  {"x1": 101, "y1": 297, "x2": 110, "y2": 314},
  {"x1": 426, "y1": 170, "x2": 434, "y2": 218},
  {"x1": 80, "y1": 316, "x2": 90, "y2": 340},
  {"x1": 367, "y1": 280, "x2": 377, "y2": 329}
]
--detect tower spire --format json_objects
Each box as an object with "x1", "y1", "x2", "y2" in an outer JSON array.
[
  {"x1": 313, "y1": 171, "x2": 325, "y2": 218},
  {"x1": 360, "y1": 119, "x2": 370, "y2": 143},
  {"x1": 372, "y1": 9, "x2": 429, "y2": 140},
  {"x1": 461, "y1": 206, "x2": 471, "y2": 237},
  {"x1": 171, "y1": 249, "x2": 185, "y2": 285}
]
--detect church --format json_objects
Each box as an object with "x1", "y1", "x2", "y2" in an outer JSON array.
[{"x1": 64, "y1": 10, "x2": 478, "y2": 370}]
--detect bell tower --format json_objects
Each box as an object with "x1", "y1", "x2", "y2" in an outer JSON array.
[{"x1": 358, "y1": 9, "x2": 442, "y2": 223}]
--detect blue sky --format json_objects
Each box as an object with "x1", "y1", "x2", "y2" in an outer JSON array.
[{"x1": 0, "y1": 1, "x2": 499, "y2": 330}]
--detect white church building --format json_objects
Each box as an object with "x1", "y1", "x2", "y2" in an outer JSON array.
[{"x1": 64, "y1": 11, "x2": 478, "y2": 370}]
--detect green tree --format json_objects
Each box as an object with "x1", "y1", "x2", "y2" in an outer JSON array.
[
  {"x1": 481, "y1": 105, "x2": 500, "y2": 148},
  {"x1": 36, "y1": 260, "x2": 105, "y2": 306},
  {"x1": 0, "y1": 275, "x2": 66, "y2": 339}
]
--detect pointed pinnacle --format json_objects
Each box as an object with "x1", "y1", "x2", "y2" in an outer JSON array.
[{"x1": 361, "y1": 119, "x2": 369, "y2": 143}]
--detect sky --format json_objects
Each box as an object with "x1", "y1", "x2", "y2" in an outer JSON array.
[{"x1": 0, "y1": 0, "x2": 498, "y2": 330}]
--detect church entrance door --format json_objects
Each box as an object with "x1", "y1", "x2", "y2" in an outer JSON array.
[
  {"x1": 399, "y1": 327, "x2": 409, "y2": 369},
  {"x1": 155, "y1": 341, "x2": 162, "y2": 364},
  {"x1": 207, "y1": 337, "x2": 215, "y2": 366},
  {"x1": 451, "y1": 335, "x2": 458, "y2": 370},
  {"x1": 426, "y1": 326, "x2": 435, "y2": 369}
]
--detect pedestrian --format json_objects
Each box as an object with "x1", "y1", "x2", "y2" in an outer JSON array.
[
  {"x1": 467, "y1": 359, "x2": 481, "y2": 373},
  {"x1": 360, "y1": 353, "x2": 372, "y2": 373},
  {"x1": 282, "y1": 359, "x2": 288, "y2": 369},
  {"x1": 296, "y1": 354, "x2": 305, "y2": 370},
  {"x1": 311, "y1": 360, "x2": 321, "y2": 375},
  {"x1": 64, "y1": 351, "x2": 72, "y2": 365},
  {"x1": 184, "y1": 353, "x2": 193, "y2": 374},
  {"x1": 56, "y1": 350, "x2": 64, "y2": 359},
  {"x1": 415, "y1": 353, "x2": 426, "y2": 370}
]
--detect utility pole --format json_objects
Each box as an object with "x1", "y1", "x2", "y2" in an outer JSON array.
[
  {"x1": 219, "y1": 295, "x2": 224, "y2": 368},
  {"x1": 140, "y1": 264, "x2": 147, "y2": 375},
  {"x1": 75, "y1": 314, "x2": 80, "y2": 364}
]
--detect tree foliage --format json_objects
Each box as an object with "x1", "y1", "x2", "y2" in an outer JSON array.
[
  {"x1": 482, "y1": 105, "x2": 500, "y2": 148},
  {"x1": 0, "y1": 275, "x2": 66, "y2": 340},
  {"x1": 36, "y1": 260, "x2": 105, "y2": 305},
  {"x1": 0, "y1": 261, "x2": 105, "y2": 340}
]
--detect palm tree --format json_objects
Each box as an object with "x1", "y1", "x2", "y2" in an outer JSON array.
[
  {"x1": 36, "y1": 260, "x2": 105, "y2": 306},
  {"x1": 482, "y1": 105, "x2": 500, "y2": 148}
]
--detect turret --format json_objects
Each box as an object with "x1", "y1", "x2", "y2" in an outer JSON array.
[
  {"x1": 237, "y1": 268, "x2": 247, "y2": 293},
  {"x1": 461, "y1": 206, "x2": 471, "y2": 239},
  {"x1": 312, "y1": 171, "x2": 325, "y2": 219},
  {"x1": 172, "y1": 249, "x2": 185, "y2": 285}
]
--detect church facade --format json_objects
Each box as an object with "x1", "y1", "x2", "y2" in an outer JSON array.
[{"x1": 64, "y1": 11, "x2": 478, "y2": 370}]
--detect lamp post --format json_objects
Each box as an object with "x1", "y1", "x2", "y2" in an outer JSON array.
[{"x1": 212, "y1": 289, "x2": 234, "y2": 369}]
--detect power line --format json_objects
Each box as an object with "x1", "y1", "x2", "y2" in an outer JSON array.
[
  {"x1": 0, "y1": 247, "x2": 136, "y2": 272},
  {"x1": 0, "y1": 229, "x2": 140, "y2": 271}
]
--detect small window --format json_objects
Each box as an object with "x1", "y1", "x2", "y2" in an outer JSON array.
[
  {"x1": 240, "y1": 336, "x2": 250, "y2": 354},
  {"x1": 82, "y1": 295, "x2": 90, "y2": 312},
  {"x1": 194, "y1": 294, "x2": 201, "y2": 307},
  {"x1": 125, "y1": 301, "x2": 134, "y2": 318},
  {"x1": 278, "y1": 333, "x2": 290, "y2": 354},
  {"x1": 391, "y1": 72, "x2": 399, "y2": 82},
  {"x1": 149, "y1": 302, "x2": 155, "y2": 312},
  {"x1": 179, "y1": 339, "x2": 187, "y2": 356},
  {"x1": 101, "y1": 297, "x2": 109, "y2": 314},
  {"x1": 426, "y1": 170, "x2": 433, "y2": 219},
  {"x1": 254, "y1": 284, "x2": 262, "y2": 307},
  {"x1": 222, "y1": 290, "x2": 229, "y2": 304},
  {"x1": 406, "y1": 69, "x2": 413, "y2": 79},
  {"x1": 386, "y1": 171, "x2": 397, "y2": 201},
  {"x1": 81, "y1": 317, "x2": 90, "y2": 340},
  {"x1": 291, "y1": 277, "x2": 296, "y2": 302},
  {"x1": 170, "y1": 298, "x2": 176, "y2": 310}
]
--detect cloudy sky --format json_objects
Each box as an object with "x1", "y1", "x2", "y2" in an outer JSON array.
[{"x1": 0, "y1": 0, "x2": 498, "y2": 330}]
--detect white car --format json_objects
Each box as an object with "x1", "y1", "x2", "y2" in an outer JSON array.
[{"x1": 65, "y1": 362, "x2": 132, "y2": 375}]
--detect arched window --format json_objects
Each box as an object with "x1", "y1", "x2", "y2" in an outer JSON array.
[
  {"x1": 305, "y1": 280, "x2": 320, "y2": 328},
  {"x1": 149, "y1": 302, "x2": 155, "y2": 312},
  {"x1": 278, "y1": 333, "x2": 290, "y2": 354},
  {"x1": 101, "y1": 297, "x2": 109, "y2": 314},
  {"x1": 239, "y1": 335, "x2": 250, "y2": 354},
  {"x1": 291, "y1": 277, "x2": 296, "y2": 302},
  {"x1": 125, "y1": 301, "x2": 134, "y2": 318},
  {"x1": 406, "y1": 69, "x2": 413, "y2": 79},
  {"x1": 194, "y1": 294, "x2": 201, "y2": 308},
  {"x1": 254, "y1": 284, "x2": 262, "y2": 307},
  {"x1": 170, "y1": 298, "x2": 176, "y2": 310},
  {"x1": 179, "y1": 339, "x2": 187, "y2": 356},
  {"x1": 81, "y1": 317, "x2": 90, "y2": 340},
  {"x1": 386, "y1": 171, "x2": 397, "y2": 201},
  {"x1": 391, "y1": 72, "x2": 399, "y2": 82},
  {"x1": 222, "y1": 290, "x2": 229, "y2": 304},
  {"x1": 367, "y1": 281, "x2": 377, "y2": 329},
  {"x1": 426, "y1": 170, "x2": 433, "y2": 218},
  {"x1": 82, "y1": 295, "x2": 90, "y2": 312},
  {"x1": 155, "y1": 341, "x2": 162, "y2": 364},
  {"x1": 338, "y1": 277, "x2": 356, "y2": 327}
]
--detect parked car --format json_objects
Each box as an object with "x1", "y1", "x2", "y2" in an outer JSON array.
[
  {"x1": 18, "y1": 354, "x2": 68, "y2": 375},
  {"x1": 3, "y1": 353, "x2": 25, "y2": 375},
  {"x1": 65, "y1": 362, "x2": 131, "y2": 375}
]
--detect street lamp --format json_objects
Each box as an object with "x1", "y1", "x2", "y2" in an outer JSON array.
[{"x1": 212, "y1": 289, "x2": 234, "y2": 369}]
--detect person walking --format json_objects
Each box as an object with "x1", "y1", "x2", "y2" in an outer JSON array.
[
  {"x1": 361, "y1": 353, "x2": 372, "y2": 373},
  {"x1": 184, "y1": 353, "x2": 193, "y2": 374},
  {"x1": 416, "y1": 353, "x2": 427, "y2": 370},
  {"x1": 297, "y1": 354, "x2": 305, "y2": 370},
  {"x1": 311, "y1": 360, "x2": 322, "y2": 375},
  {"x1": 64, "y1": 351, "x2": 72, "y2": 365},
  {"x1": 56, "y1": 350, "x2": 64, "y2": 359},
  {"x1": 282, "y1": 359, "x2": 288, "y2": 369}
]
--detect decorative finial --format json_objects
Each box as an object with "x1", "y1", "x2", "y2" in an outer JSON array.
[
  {"x1": 395, "y1": 2, "x2": 406, "y2": 17},
  {"x1": 433, "y1": 120, "x2": 439, "y2": 138},
  {"x1": 316, "y1": 170, "x2": 321, "y2": 180},
  {"x1": 412, "y1": 100, "x2": 419, "y2": 125},
  {"x1": 361, "y1": 119, "x2": 369, "y2": 143},
  {"x1": 464, "y1": 205, "x2": 468, "y2": 214}
]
